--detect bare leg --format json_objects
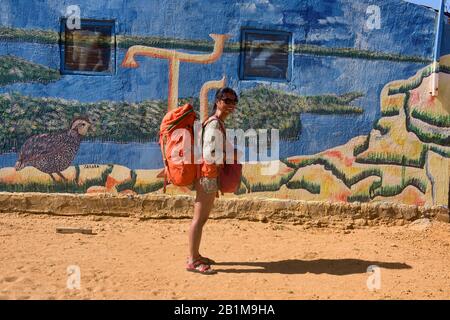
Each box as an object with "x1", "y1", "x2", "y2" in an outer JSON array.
[{"x1": 188, "y1": 179, "x2": 216, "y2": 264}]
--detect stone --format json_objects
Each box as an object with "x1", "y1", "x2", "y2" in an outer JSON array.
[
  {"x1": 86, "y1": 186, "x2": 110, "y2": 194},
  {"x1": 120, "y1": 189, "x2": 137, "y2": 196},
  {"x1": 343, "y1": 222, "x2": 354, "y2": 230},
  {"x1": 435, "y1": 213, "x2": 449, "y2": 223},
  {"x1": 354, "y1": 219, "x2": 367, "y2": 226},
  {"x1": 0, "y1": 192, "x2": 448, "y2": 227},
  {"x1": 408, "y1": 218, "x2": 432, "y2": 231}
]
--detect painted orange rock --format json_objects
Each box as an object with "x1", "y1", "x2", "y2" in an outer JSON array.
[
  {"x1": 107, "y1": 165, "x2": 131, "y2": 189},
  {"x1": 333, "y1": 191, "x2": 351, "y2": 202},
  {"x1": 120, "y1": 189, "x2": 138, "y2": 196},
  {"x1": 324, "y1": 150, "x2": 355, "y2": 167},
  {"x1": 0, "y1": 168, "x2": 17, "y2": 184},
  {"x1": 410, "y1": 89, "x2": 421, "y2": 105},
  {"x1": 86, "y1": 186, "x2": 110, "y2": 194},
  {"x1": 105, "y1": 176, "x2": 119, "y2": 190}
]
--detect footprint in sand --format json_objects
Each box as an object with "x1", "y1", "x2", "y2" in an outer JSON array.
[
  {"x1": 17, "y1": 277, "x2": 34, "y2": 286},
  {"x1": 151, "y1": 290, "x2": 160, "y2": 296},
  {"x1": 3, "y1": 276, "x2": 18, "y2": 283},
  {"x1": 303, "y1": 252, "x2": 319, "y2": 259},
  {"x1": 166, "y1": 281, "x2": 179, "y2": 288}
]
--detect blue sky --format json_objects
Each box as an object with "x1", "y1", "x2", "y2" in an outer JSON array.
[{"x1": 405, "y1": 0, "x2": 441, "y2": 9}]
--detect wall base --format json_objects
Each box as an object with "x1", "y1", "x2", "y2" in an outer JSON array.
[{"x1": 0, "y1": 192, "x2": 448, "y2": 227}]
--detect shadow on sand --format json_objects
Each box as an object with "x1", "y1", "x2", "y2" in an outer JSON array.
[{"x1": 214, "y1": 259, "x2": 411, "y2": 275}]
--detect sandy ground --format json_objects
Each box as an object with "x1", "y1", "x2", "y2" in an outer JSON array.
[{"x1": 0, "y1": 212, "x2": 450, "y2": 300}]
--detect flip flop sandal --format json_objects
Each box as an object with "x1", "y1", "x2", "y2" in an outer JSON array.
[
  {"x1": 200, "y1": 256, "x2": 216, "y2": 265},
  {"x1": 186, "y1": 256, "x2": 216, "y2": 265},
  {"x1": 186, "y1": 260, "x2": 217, "y2": 275}
]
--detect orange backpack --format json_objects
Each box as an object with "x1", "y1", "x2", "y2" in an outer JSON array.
[{"x1": 159, "y1": 104, "x2": 198, "y2": 192}]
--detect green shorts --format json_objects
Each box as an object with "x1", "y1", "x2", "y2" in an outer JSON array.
[{"x1": 199, "y1": 177, "x2": 218, "y2": 194}]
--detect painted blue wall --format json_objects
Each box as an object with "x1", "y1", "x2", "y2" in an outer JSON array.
[
  {"x1": 0, "y1": 0, "x2": 444, "y2": 169},
  {"x1": 441, "y1": 18, "x2": 450, "y2": 56},
  {"x1": 0, "y1": 0, "x2": 438, "y2": 56}
]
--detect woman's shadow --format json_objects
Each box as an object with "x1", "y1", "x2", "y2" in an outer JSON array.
[{"x1": 214, "y1": 259, "x2": 411, "y2": 275}]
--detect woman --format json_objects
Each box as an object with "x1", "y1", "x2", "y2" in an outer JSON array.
[{"x1": 186, "y1": 87, "x2": 239, "y2": 274}]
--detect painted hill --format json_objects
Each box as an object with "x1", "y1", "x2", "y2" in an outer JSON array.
[
  {"x1": 0, "y1": 55, "x2": 60, "y2": 86},
  {"x1": 287, "y1": 55, "x2": 450, "y2": 206}
]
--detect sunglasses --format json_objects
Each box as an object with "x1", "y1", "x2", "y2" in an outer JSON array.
[{"x1": 221, "y1": 98, "x2": 238, "y2": 105}]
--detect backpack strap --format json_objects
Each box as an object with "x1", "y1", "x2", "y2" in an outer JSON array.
[
  {"x1": 160, "y1": 134, "x2": 170, "y2": 193},
  {"x1": 203, "y1": 115, "x2": 226, "y2": 135},
  {"x1": 201, "y1": 115, "x2": 226, "y2": 152}
]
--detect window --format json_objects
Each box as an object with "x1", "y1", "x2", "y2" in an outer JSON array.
[
  {"x1": 60, "y1": 19, "x2": 116, "y2": 75},
  {"x1": 240, "y1": 29, "x2": 292, "y2": 81}
]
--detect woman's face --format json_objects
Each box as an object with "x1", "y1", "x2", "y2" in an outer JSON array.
[{"x1": 216, "y1": 92, "x2": 238, "y2": 117}]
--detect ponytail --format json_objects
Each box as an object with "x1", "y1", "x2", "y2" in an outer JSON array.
[{"x1": 210, "y1": 103, "x2": 218, "y2": 117}]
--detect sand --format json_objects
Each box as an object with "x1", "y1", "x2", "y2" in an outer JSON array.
[{"x1": 0, "y1": 212, "x2": 449, "y2": 300}]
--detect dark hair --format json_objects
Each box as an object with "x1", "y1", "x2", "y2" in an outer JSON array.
[{"x1": 211, "y1": 87, "x2": 238, "y2": 116}]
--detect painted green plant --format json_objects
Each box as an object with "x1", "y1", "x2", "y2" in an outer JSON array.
[
  {"x1": 381, "y1": 107, "x2": 400, "y2": 117},
  {"x1": 0, "y1": 55, "x2": 60, "y2": 86},
  {"x1": 411, "y1": 109, "x2": 450, "y2": 128},
  {"x1": 0, "y1": 26, "x2": 432, "y2": 63},
  {"x1": 250, "y1": 170, "x2": 296, "y2": 192},
  {"x1": 0, "y1": 86, "x2": 364, "y2": 153},
  {"x1": 226, "y1": 85, "x2": 364, "y2": 139},
  {"x1": 387, "y1": 66, "x2": 435, "y2": 95},
  {"x1": 347, "y1": 194, "x2": 371, "y2": 202},
  {"x1": 286, "y1": 178, "x2": 320, "y2": 194},
  {"x1": 403, "y1": 92, "x2": 450, "y2": 147},
  {"x1": 370, "y1": 177, "x2": 427, "y2": 198},
  {"x1": 356, "y1": 146, "x2": 428, "y2": 168},
  {"x1": 133, "y1": 181, "x2": 164, "y2": 194}
]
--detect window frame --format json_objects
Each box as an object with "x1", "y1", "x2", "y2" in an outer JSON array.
[
  {"x1": 239, "y1": 28, "x2": 293, "y2": 82},
  {"x1": 60, "y1": 18, "x2": 117, "y2": 76}
]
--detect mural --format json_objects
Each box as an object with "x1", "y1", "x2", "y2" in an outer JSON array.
[{"x1": 0, "y1": 0, "x2": 448, "y2": 207}]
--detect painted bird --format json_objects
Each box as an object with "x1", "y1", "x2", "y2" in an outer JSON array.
[{"x1": 15, "y1": 117, "x2": 92, "y2": 181}]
